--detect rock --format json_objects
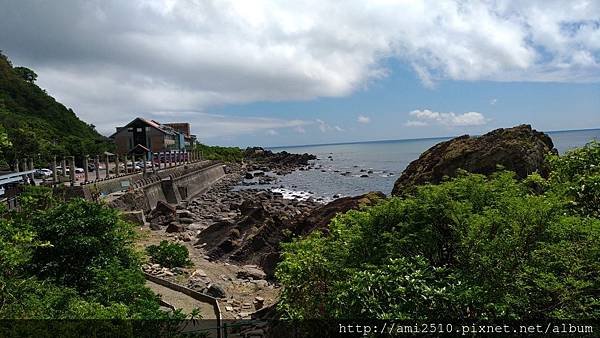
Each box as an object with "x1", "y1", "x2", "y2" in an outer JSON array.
[
  {"x1": 193, "y1": 269, "x2": 208, "y2": 277},
  {"x1": 165, "y1": 222, "x2": 185, "y2": 233},
  {"x1": 254, "y1": 296, "x2": 265, "y2": 309},
  {"x1": 360, "y1": 174, "x2": 369, "y2": 177},
  {"x1": 152, "y1": 200, "x2": 176, "y2": 217},
  {"x1": 121, "y1": 210, "x2": 147, "y2": 227},
  {"x1": 149, "y1": 222, "x2": 162, "y2": 230},
  {"x1": 237, "y1": 265, "x2": 267, "y2": 280},
  {"x1": 391, "y1": 125, "x2": 556, "y2": 196},
  {"x1": 178, "y1": 217, "x2": 195, "y2": 224},
  {"x1": 207, "y1": 283, "x2": 226, "y2": 298},
  {"x1": 176, "y1": 209, "x2": 195, "y2": 218}
]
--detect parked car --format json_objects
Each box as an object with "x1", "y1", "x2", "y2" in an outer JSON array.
[
  {"x1": 55, "y1": 166, "x2": 69, "y2": 173},
  {"x1": 126, "y1": 163, "x2": 141, "y2": 171},
  {"x1": 74, "y1": 167, "x2": 85, "y2": 174},
  {"x1": 34, "y1": 168, "x2": 53, "y2": 178}
]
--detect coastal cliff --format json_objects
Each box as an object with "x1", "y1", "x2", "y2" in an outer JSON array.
[{"x1": 392, "y1": 124, "x2": 556, "y2": 196}]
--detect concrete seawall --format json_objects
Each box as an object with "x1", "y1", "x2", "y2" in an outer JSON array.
[{"x1": 109, "y1": 163, "x2": 227, "y2": 212}]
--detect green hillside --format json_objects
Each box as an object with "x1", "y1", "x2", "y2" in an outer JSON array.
[{"x1": 0, "y1": 52, "x2": 112, "y2": 167}]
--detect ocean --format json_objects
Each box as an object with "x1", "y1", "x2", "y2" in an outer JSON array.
[{"x1": 255, "y1": 128, "x2": 600, "y2": 200}]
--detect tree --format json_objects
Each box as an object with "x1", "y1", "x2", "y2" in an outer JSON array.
[{"x1": 13, "y1": 66, "x2": 37, "y2": 83}]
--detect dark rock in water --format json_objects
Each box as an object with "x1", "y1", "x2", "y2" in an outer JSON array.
[
  {"x1": 245, "y1": 172, "x2": 254, "y2": 179},
  {"x1": 333, "y1": 194, "x2": 340, "y2": 198},
  {"x1": 367, "y1": 170, "x2": 373, "y2": 174},
  {"x1": 391, "y1": 124, "x2": 556, "y2": 196},
  {"x1": 207, "y1": 283, "x2": 226, "y2": 298},
  {"x1": 360, "y1": 174, "x2": 369, "y2": 178},
  {"x1": 244, "y1": 147, "x2": 316, "y2": 173}
]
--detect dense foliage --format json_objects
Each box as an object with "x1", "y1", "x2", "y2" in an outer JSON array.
[
  {"x1": 195, "y1": 143, "x2": 243, "y2": 162},
  {"x1": 0, "y1": 187, "x2": 179, "y2": 319},
  {"x1": 146, "y1": 240, "x2": 192, "y2": 268},
  {"x1": 546, "y1": 141, "x2": 600, "y2": 217},
  {"x1": 277, "y1": 142, "x2": 600, "y2": 320},
  {"x1": 0, "y1": 52, "x2": 112, "y2": 167}
]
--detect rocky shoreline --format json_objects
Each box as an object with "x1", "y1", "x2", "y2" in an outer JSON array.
[
  {"x1": 140, "y1": 152, "x2": 332, "y2": 318},
  {"x1": 140, "y1": 124, "x2": 561, "y2": 323}
]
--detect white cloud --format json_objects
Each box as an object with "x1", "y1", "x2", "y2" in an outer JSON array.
[
  {"x1": 294, "y1": 126, "x2": 306, "y2": 134},
  {"x1": 1, "y1": 0, "x2": 599, "y2": 135},
  {"x1": 406, "y1": 109, "x2": 488, "y2": 127},
  {"x1": 144, "y1": 111, "x2": 312, "y2": 140},
  {"x1": 404, "y1": 120, "x2": 428, "y2": 127},
  {"x1": 357, "y1": 115, "x2": 371, "y2": 124},
  {"x1": 316, "y1": 119, "x2": 344, "y2": 133}
]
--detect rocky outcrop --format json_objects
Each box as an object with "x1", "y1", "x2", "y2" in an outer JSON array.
[
  {"x1": 392, "y1": 124, "x2": 556, "y2": 196},
  {"x1": 244, "y1": 147, "x2": 316, "y2": 175},
  {"x1": 197, "y1": 191, "x2": 385, "y2": 278}
]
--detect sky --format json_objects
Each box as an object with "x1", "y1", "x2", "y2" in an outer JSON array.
[{"x1": 0, "y1": 0, "x2": 599, "y2": 147}]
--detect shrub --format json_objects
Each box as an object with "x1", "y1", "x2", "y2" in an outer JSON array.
[
  {"x1": 195, "y1": 143, "x2": 243, "y2": 162},
  {"x1": 146, "y1": 240, "x2": 192, "y2": 268},
  {"x1": 547, "y1": 141, "x2": 600, "y2": 217},
  {"x1": 0, "y1": 187, "x2": 179, "y2": 320},
  {"x1": 276, "y1": 171, "x2": 600, "y2": 320}
]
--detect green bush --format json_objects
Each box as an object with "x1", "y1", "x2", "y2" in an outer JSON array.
[
  {"x1": 276, "y1": 170, "x2": 600, "y2": 320},
  {"x1": 547, "y1": 141, "x2": 600, "y2": 217},
  {"x1": 196, "y1": 143, "x2": 243, "y2": 162},
  {"x1": 146, "y1": 240, "x2": 192, "y2": 268},
  {"x1": 0, "y1": 187, "x2": 180, "y2": 320}
]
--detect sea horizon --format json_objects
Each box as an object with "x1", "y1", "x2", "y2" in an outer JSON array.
[{"x1": 268, "y1": 126, "x2": 600, "y2": 150}]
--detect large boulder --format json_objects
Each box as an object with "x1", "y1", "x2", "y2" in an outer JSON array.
[{"x1": 392, "y1": 125, "x2": 556, "y2": 196}]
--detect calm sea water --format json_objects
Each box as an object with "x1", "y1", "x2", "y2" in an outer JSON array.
[{"x1": 258, "y1": 129, "x2": 600, "y2": 200}]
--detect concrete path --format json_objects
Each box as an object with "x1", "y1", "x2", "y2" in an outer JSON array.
[{"x1": 145, "y1": 280, "x2": 216, "y2": 319}]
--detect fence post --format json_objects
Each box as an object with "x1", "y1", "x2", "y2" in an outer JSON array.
[
  {"x1": 84, "y1": 155, "x2": 89, "y2": 183},
  {"x1": 95, "y1": 155, "x2": 100, "y2": 181},
  {"x1": 22, "y1": 158, "x2": 28, "y2": 183},
  {"x1": 61, "y1": 157, "x2": 67, "y2": 177},
  {"x1": 143, "y1": 155, "x2": 147, "y2": 176},
  {"x1": 151, "y1": 152, "x2": 157, "y2": 174},
  {"x1": 69, "y1": 156, "x2": 75, "y2": 187},
  {"x1": 20, "y1": 158, "x2": 29, "y2": 184},
  {"x1": 52, "y1": 156, "x2": 58, "y2": 185},
  {"x1": 105, "y1": 154, "x2": 110, "y2": 179}
]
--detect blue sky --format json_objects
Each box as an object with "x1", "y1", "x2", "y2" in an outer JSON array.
[
  {"x1": 209, "y1": 60, "x2": 600, "y2": 146},
  {"x1": 1, "y1": 1, "x2": 599, "y2": 147}
]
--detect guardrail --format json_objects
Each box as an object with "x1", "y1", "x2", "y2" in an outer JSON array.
[{"x1": 0, "y1": 170, "x2": 35, "y2": 187}]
